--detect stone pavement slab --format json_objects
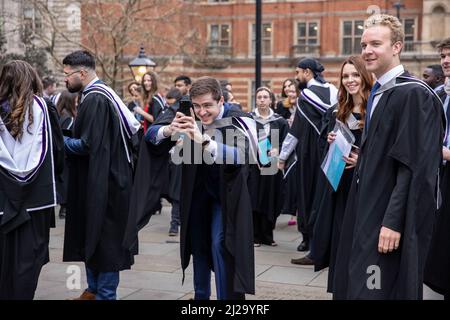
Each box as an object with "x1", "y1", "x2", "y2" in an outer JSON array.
[
  {"x1": 35, "y1": 206, "x2": 443, "y2": 300},
  {"x1": 256, "y1": 265, "x2": 319, "y2": 286}
]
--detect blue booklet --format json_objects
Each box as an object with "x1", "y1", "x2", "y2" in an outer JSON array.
[
  {"x1": 322, "y1": 143, "x2": 347, "y2": 191},
  {"x1": 321, "y1": 125, "x2": 354, "y2": 191},
  {"x1": 258, "y1": 137, "x2": 272, "y2": 166}
]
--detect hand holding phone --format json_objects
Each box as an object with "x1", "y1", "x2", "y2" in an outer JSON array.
[{"x1": 178, "y1": 96, "x2": 193, "y2": 116}]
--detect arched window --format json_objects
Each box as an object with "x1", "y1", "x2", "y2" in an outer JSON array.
[
  {"x1": 431, "y1": 5, "x2": 447, "y2": 40},
  {"x1": 432, "y1": 5, "x2": 446, "y2": 14}
]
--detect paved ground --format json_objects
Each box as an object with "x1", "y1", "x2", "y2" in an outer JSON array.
[{"x1": 35, "y1": 204, "x2": 443, "y2": 300}]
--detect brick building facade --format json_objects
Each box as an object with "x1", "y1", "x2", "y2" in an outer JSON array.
[
  {"x1": 151, "y1": 0, "x2": 449, "y2": 110},
  {"x1": 2, "y1": 1, "x2": 449, "y2": 110}
]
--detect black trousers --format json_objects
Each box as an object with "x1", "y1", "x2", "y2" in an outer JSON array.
[
  {"x1": 253, "y1": 211, "x2": 275, "y2": 245},
  {"x1": 0, "y1": 209, "x2": 53, "y2": 300}
]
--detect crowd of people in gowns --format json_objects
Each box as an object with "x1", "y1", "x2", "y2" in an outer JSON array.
[{"x1": 1, "y1": 13, "x2": 450, "y2": 301}]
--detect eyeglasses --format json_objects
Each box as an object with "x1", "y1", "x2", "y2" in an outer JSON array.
[
  {"x1": 193, "y1": 104, "x2": 217, "y2": 112},
  {"x1": 64, "y1": 70, "x2": 82, "y2": 78}
]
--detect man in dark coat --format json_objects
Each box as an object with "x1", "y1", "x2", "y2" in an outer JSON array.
[
  {"x1": 61, "y1": 50, "x2": 140, "y2": 300},
  {"x1": 278, "y1": 57, "x2": 338, "y2": 263},
  {"x1": 333, "y1": 14, "x2": 444, "y2": 300},
  {"x1": 144, "y1": 77, "x2": 255, "y2": 300},
  {"x1": 424, "y1": 37, "x2": 450, "y2": 299}
]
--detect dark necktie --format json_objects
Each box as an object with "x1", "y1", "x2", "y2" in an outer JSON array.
[
  {"x1": 444, "y1": 96, "x2": 450, "y2": 146},
  {"x1": 365, "y1": 81, "x2": 381, "y2": 130}
]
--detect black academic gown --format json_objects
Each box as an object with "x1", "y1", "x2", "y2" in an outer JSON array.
[
  {"x1": 289, "y1": 85, "x2": 333, "y2": 236},
  {"x1": 424, "y1": 89, "x2": 450, "y2": 296},
  {"x1": 333, "y1": 73, "x2": 444, "y2": 300},
  {"x1": 63, "y1": 92, "x2": 134, "y2": 272},
  {"x1": 0, "y1": 97, "x2": 63, "y2": 300},
  {"x1": 310, "y1": 106, "x2": 363, "y2": 293},
  {"x1": 56, "y1": 109, "x2": 74, "y2": 205},
  {"x1": 123, "y1": 106, "x2": 178, "y2": 254},
  {"x1": 179, "y1": 105, "x2": 255, "y2": 295},
  {"x1": 44, "y1": 97, "x2": 65, "y2": 178},
  {"x1": 248, "y1": 112, "x2": 288, "y2": 227}
]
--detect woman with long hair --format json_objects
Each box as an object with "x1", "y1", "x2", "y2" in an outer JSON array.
[
  {"x1": 274, "y1": 78, "x2": 299, "y2": 120},
  {"x1": 57, "y1": 90, "x2": 78, "y2": 124},
  {"x1": 136, "y1": 72, "x2": 165, "y2": 133},
  {"x1": 0, "y1": 60, "x2": 63, "y2": 299},
  {"x1": 312, "y1": 55, "x2": 373, "y2": 293},
  {"x1": 248, "y1": 87, "x2": 289, "y2": 247}
]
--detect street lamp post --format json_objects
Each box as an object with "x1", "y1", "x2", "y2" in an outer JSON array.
[
  {"x1": 255, "y1": 0, "x2": 262, "y2": 90},
  {"x1": 392, "y1": 1, "x2": 405, "y2": 20},
  {"x1": 128, "y1": 46, "x2": 156, "y2": 82}
]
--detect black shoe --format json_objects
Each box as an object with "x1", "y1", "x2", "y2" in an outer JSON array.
[
  {"x1": 297, "y1": 240, "x2": 309, "y2": 252},
  {"x1": 291, "y1": 255, "x2": 314, "y2": 265},
  {"x1": 168, "y1": 227, "x2": 178, "y2": 236}
]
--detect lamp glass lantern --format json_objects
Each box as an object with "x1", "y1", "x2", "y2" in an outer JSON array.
[{"x1": 128, "y1": 46, "x2": 156, "y2": 82}]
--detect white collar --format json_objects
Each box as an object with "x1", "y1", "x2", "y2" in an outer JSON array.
[
  {"x1": 216, "y1": 103, "x2": 225, "y2": 120},
  {"x1": 254, "y1": 107, "x2": 274, "y2": 119},
  {"x1": 83, "y1": 76, "x2": 100, "y2": 92},
  {"x1": 0, "y1": 97, "x2": 48, "y2": 181},
  {"x1": 376, "y1": 65, "x2": 404, "y2": 86},
  {"x1": 307, "y1": 78, "x2": 322, "y2": 88}
]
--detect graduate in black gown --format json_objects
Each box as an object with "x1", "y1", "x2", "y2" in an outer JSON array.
[
  {"x1": 278, "y1": 58, "x2": 338, "y2": 263},
  {"x1": 274, "y1": 80, "x2": 299, "y2": 226},
  {"x1": 55, "y1": 90, "x2": 78, "y2": 219},
  {"x1": 124, "y1": 95, "x2": 181, "y2": 255},
  {"x1": 311, "y1": 56, "x2": 373, "y2": 293},
  {"x1": 0, "y1": 60, "x2": 63, "y2": 299},
  {"x1": 332, "y1": 15, "x2": 444, "y2": 300},
  {"x1": 249, "y1": 87, "x2": 288, "y2": 247},
  {"x1": 61, "y1": 51, "x2": 140, "y2": 300},
  {"x1": 424, "y1": 37, "x2": 450, "y2": 299},
  {"x1": 141, "y1": 77, "x2": 256, "y2": 299}
]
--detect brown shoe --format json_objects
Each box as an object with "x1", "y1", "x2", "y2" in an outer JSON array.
[
  {"x1": 71, "y1": 290, "x2": 96, "y2": 300},
  {"x1": 291, "y1": 256, "x2": 314, "y2": 265}
]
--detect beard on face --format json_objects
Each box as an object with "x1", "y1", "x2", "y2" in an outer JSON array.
[
  {"x1": 297, "y1": 79, "x2": 307, "y2": 90},
  {"x1": 66, "y1": 80, "x2": 83, "y2": 93}
]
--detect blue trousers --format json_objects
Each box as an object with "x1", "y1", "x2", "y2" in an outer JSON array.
[
  {"x1": 190, "y1": 198, "x2": 244, "y2": 300},
  {"x1": 86, "y1": 268, "x2": 120, "y2": 300}
]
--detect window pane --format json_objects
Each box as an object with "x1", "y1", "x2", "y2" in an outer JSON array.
[
  {"x1": 355, "y1": 21, "x2": 364, "y2": 35},
  {"x1": 404, "y1": 19, "x2": 414, "y2": 35},
  {"x1": 343, "y1": 38, "x2": 352, "y2": 54},
  {"x1": 24, "y1": 7, "x2": 34, "y2": 19},
  {"x1": 297, "y1": 39, "x2": 306, "y2": 45},
  {"x1": 252, "y1": 24, "x2": 256, "y2": 41},
  {"x1": 353, "y1": 37, "x2": 362, "y2": 54},
  {"x1": 298, "y1": 23, "x2": 306, "y2": 37},
  {"x1": 263, "y1": 24, "x2": 272, "y2": 38},
  {"x1": 263, "y1": 39, "x2": 271, "y2": 55},
  {"x1": 211, "y1": 25, "x2": 219, "y2": 41},
  {"x1": 343, "y1": 21, "x2": 352, "y2": 35},
  {"x1": 221, "y1": 25, "x2": 230, "y2": 40},
  {"x1": 309, "y1": 23, "x2": 318, "y2": 37},
  {"x1": 308, "y1": 38, "x2": 317, "y2": 45}
]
